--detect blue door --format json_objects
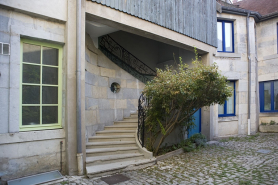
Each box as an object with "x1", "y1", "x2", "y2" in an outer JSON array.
[{"x1": 187, "y1": 109, "x2": 201, "y2": 138}]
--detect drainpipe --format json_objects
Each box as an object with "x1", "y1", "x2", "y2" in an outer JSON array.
[
  {"x1": 246, "y1": 12, "x2": 251, "y2": 135},
  {"x1": 76, "y1": 0, "x2": 83, "y2": 175}
]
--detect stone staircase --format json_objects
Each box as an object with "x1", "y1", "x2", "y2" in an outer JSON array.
[{"x1": 86, "y1": 113, "x2": 156, "y2": 178}]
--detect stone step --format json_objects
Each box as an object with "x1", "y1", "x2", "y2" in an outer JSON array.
[
  {"x1": 96, "y1": 130, "x2": 135, "y2": 136},
  {"x1": 114, "y1": 120, "x2": 137, "y2": 123},
  {"x1": 123, "y1": 118, "x2": 138, "y2": 121},
  {"x1": 88, "y1": 135, "x2": 135, "y2": 142},
  {"x1": 86, "y1": 158, "x2": 157, "y2": 178},
  {"x1": 86, "y1": 141, "x2": 137, "y2": 149},
  {"x1": 104, "y1": 125, "x2": 137, "y2": 131},
  {"x1": 114, "y1": 121, "x2": 137, "y2": 126},
  {"x1": 124, "y1": 117, "x2": 138, "y2": 119},
  {"x1": 86, "y1": 147, "x2": 139, "y2": 157},
  {"x1": 86, "y1": 153, "x2": 144, "y2": 166},
  {"x1": 114, "y1": 121, "x2": 138, "y2": 126}
]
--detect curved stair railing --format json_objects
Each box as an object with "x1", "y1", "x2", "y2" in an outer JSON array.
[
  {"x1": 138, "y1": 93, "x2": 151, "y2": 147},
  {"x1": 99, "y1": 34, "x2": 155, "y2": 148},
  {"x1": 99, "y1": 35, "x2": 156, "y2": 84}
]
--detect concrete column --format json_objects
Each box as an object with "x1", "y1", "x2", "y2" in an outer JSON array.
[
  {"x1": 65, "y1": 0, "x2": 78, "y2": 175},
  {"x1": 81, "y1": 0, "x2": 87, "y2": 173},
  {"x1": 201, "y1": 52, "x2": 216, "y2": 140},
  {"x1": 248, "y1": 18, "x2": 259, "y2": 133},
  {"x1": 65, "y1": 0, "x2": 86, "y2": 175}
]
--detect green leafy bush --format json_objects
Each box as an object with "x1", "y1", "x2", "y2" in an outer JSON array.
[
  {"x1": 270, "y1": 120, "x2": 276, "y2": 125},
  {"x1": 143, "y1": 49, "x2": 232, "y2": 155}
]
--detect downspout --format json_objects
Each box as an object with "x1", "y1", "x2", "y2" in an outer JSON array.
[
  {"x1": 246, "y1": 12, "x2": 251, "y2": 135},
  {"x1": 76, "y1": 0, "x2": 83, "y2": 175}
]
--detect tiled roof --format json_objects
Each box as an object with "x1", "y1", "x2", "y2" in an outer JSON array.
[{"x1": 233, "y1": 0, "x2": 278, "y2": 16}]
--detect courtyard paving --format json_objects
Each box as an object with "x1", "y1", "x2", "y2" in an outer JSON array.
[{"x1": 46, "y1": 133, "x2": 278, "y2": 185}]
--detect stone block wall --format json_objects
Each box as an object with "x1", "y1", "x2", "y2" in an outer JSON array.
[
  {"x1": 257, "y1": 17, "x2": 278, "y2": 125},
  {"x1": 213, "y1": 13, "x2": 258, "y2": 137},
  {"x1": 0, "y1": 7, "x2": 66, "y2": 181},
  {"x1": 85, "y1": 33, "x2": 145, "y2": 138}
]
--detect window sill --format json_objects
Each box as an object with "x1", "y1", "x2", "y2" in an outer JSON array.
[
  {"x1": 260, "y1": 112, "x2": 278, "y2": 117},
  {"x1": 218, "y1": 116, "x2": 238, "y2": 122},
  {"x1": 214, "y1": 52, "x2": 241, "y2": 58},
  {"x1": 19, "y1": 125, "x2": 62, "y2": 132}
]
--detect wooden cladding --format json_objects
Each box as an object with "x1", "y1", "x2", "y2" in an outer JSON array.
[{"x1": 90, "y1": 0, "x2": 217, "y2": 47}]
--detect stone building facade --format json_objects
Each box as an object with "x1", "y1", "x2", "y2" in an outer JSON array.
[{"x1": 0, "y1": 0, "x2": 277, "y2": 183}]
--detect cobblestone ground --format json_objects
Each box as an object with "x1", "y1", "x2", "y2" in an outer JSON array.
[{"x1": 46, "y1": 133, "x2": 278, "y2": 185}]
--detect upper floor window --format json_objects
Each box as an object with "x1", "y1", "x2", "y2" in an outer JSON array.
[
  {"x1": 20, "y1": 39, "x2": 63, "y2": 131},
  {"x1": 217, "y1": 20, "x2": 234, "y2": 53},
  {"x1": 259, "y1": 80, "x2": 278, "y2": 112},
  {"x1": 218, "y1": 81, "x2": 236, "y2": 117}
]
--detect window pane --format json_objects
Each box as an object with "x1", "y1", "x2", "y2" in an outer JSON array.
[
  {"x1": 226, "y1": 82, "x2": 235, "y2": 114},
  {"x1": 22, "y1": 106, "x2": 40, "y2": 125},
  {"x1": 225, "y1": 22, "x2": 233, "y2": 52},
  {"x1": 217, "y1": 22, "x2": 223, "y2": 51},
  {"x1": 23, "y1": 64, "x2": 40, "y2": 84},
  {"x1": 264, "y1": 82, "x2": 271, "y2": 111},
  {"x1": 218, "y1": 104, "x2": 224, "y2": 114},
  {"x1": 23, "y1": 43, "x2": 41, "y2": 64},
  {"x1": 3, "y1": 43, "x2": 9, "y2": 55},
  {"x1": 274, "y1": 81, "x2": 278, "y2": 110},
  {"x1": 42, "y1": 86, "x2": 58, "y2": 104},
  {"x1": 42, "y1": 67, "x2": 58, "y2": 85},
  {"x1": 22, "y1": 85, "x2": 40, "y2": 104},
  {"x1": 43, "y1": 47, "x2": 58, "y2": 66},
  {"x1": 42, "y1": 106, "x2": 58, "y2": 124}
]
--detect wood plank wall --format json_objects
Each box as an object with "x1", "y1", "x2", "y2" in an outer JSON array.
[{"x1": 90, "y1": 0, "x2": 217, "y2": 47}]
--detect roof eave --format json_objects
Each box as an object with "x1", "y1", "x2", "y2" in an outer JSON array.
[{"x1": 221, "y1": 6, "x2": 261, "y2": 22}]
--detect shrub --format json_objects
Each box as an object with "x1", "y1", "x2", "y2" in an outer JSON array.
[
  {"x1": 143, "y1": 49, "x2": 232, "y2": 155},
  {"x1": 270, "y1": 120, "x2": 276, "y2": 125}
]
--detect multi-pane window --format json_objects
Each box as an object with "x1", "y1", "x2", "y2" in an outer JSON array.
[
  {"x1": 217, "y1": 20, "x2": 234, "y2": 53},
  {"x1": 20, "y1": 39, "x2": 62, "y2": 131},
  {"x1": 259, "y1": 80, "x2": 278, "y2": 112},
  {"x1": 218, "y1": 81, "x2": 236, "y2": 117}
]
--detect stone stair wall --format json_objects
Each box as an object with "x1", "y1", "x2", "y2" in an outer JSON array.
[{"x1": 85, "y1": 33, "x2": 145, "y2": 138}]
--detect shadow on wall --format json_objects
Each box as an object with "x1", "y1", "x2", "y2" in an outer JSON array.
[{"x1": 84, "y1": 33, "x2": 145, "y2": 138}]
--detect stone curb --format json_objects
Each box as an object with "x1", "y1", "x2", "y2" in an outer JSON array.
[{"x1": 156, "y1": 148, "x2": 184, "y2": 162}]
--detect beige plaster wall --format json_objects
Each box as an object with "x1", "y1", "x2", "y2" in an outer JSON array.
[
  {"x1": 213, "y1": 13, "x2": 258, "y2": 137},
  {"x1": 85, "y1": 33, "x2": 145, "y2": 138},
  {"x1": 256, "y1": 17, "x2": 278, "y2": 125}
]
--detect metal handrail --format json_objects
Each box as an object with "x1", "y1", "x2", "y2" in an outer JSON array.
[
  {"x1": 99, "y1": 35, "x2": 156, "y2": 76},
  {"x1": 138, "y1": 93, "x2": 151, "y2": 147}
]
